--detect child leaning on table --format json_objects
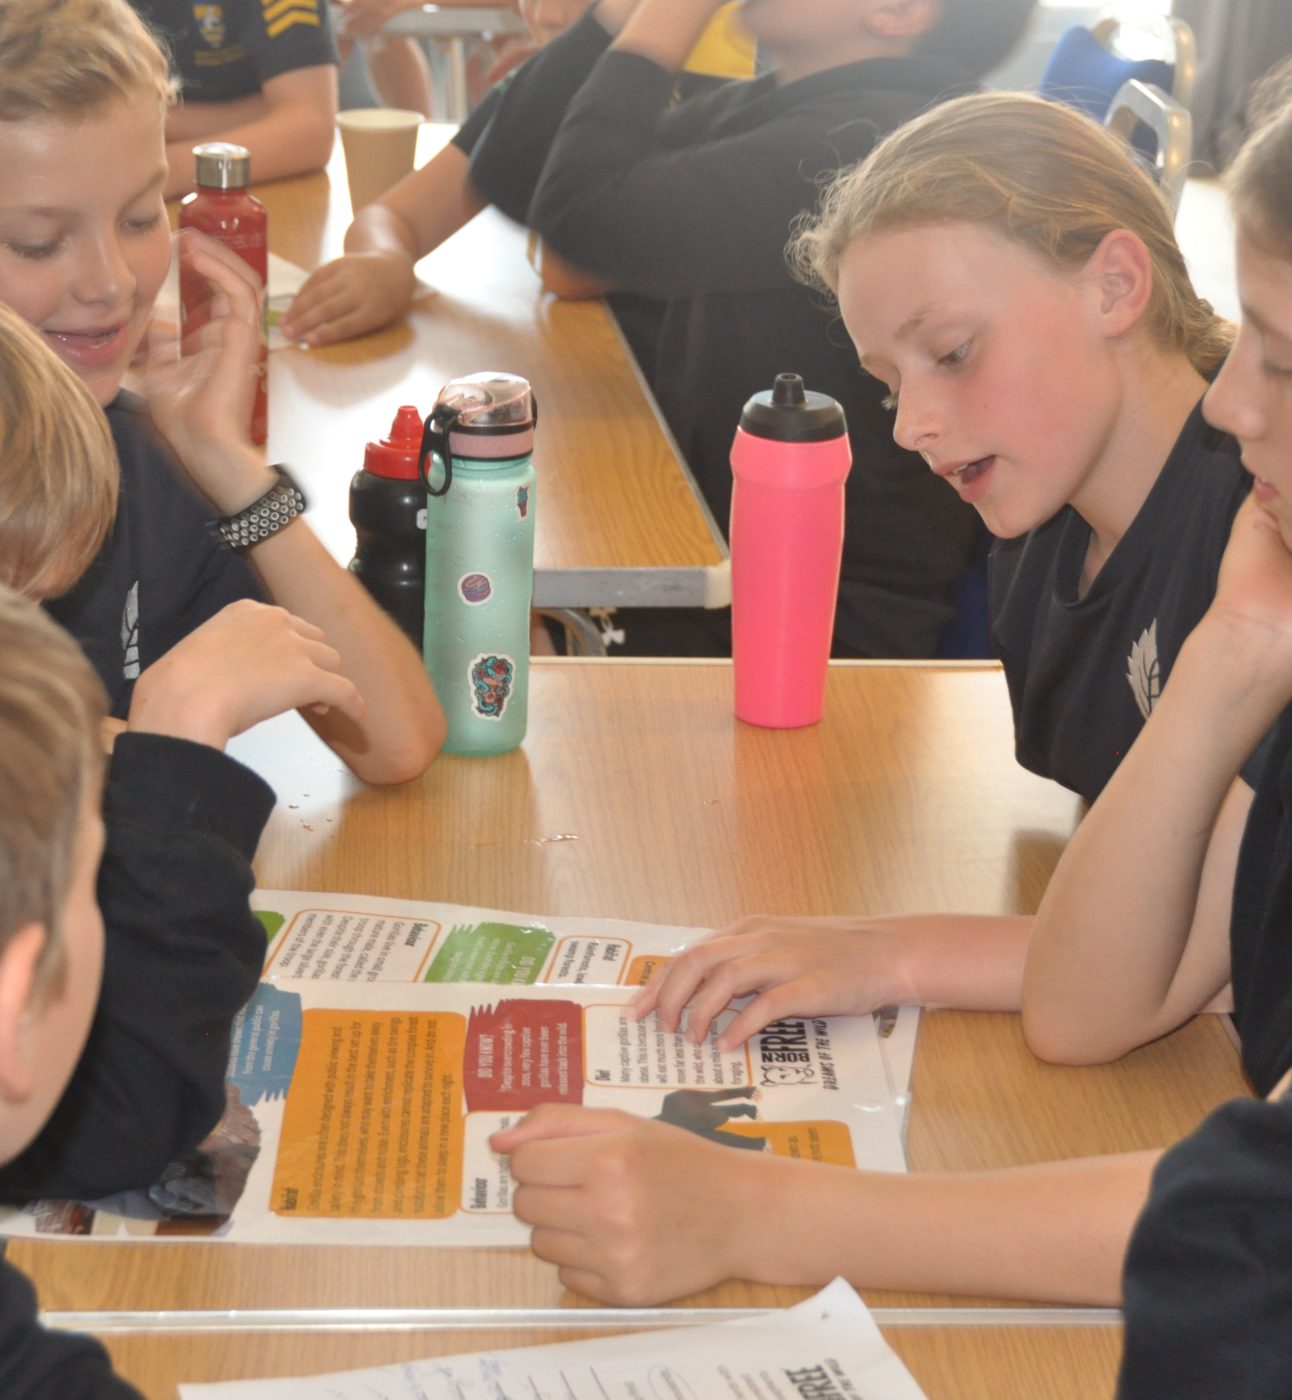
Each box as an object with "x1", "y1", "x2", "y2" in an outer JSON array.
[
  {"x1": 0, "y1": 589, "x2": 286, "y2": 1398},
  {"x1": 610, "y1": 95, "x2": 1253, "y2": 1061},
  {"x1": 0, "y1": 589, "x2": 148, "y2": 1399},
  {"x1": 1112, "y1": 72, "x2": 1292, "y2": 1400},
  {"x1": 0, "y1": 305, "x2": 366, "y2": 1399},
  {"x1": 0, "y1": 301, "x2": 363, "y2": 1212},
  {"x1": 0, "y1": 0, "x2": 444, "y2": 786},
  {"x1": 487, "y1": 93, "x2": 1292, "y2": 1312}
]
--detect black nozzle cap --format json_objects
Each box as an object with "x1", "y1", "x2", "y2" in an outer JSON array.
[{"x1": 739, "y1": 372, "x2": 846, "y2": 443}]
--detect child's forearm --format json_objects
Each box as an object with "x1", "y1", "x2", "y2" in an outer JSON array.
[
  {"x1": 607, "y1": 0, "x2": 728, "y2": 70},
  {"x1": 1023, "y1": 621, "x2": 1277, "y2": 1065},
  {"x1": 735, "y1": 1148, "x2": 1159, "y2": 1305},
  {"x1": 246, "y1": 521, "x2": 444, "y2": 783},
  {"x1": 163, "y1": 67, "x2": 337, "y2": 199},
  {"x1": 895, "y1": 913, "x2": 1033, "y2": 1010}
]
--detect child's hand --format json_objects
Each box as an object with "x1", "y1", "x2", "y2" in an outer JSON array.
[
  {"x1": 278, "y1": 251, "x2": 415, "y2": 347},
  {"x1": 143, "y1": 231, "x2": 268, "y2": 508},
  {"x1": 1203, "y1": 495, "x2": 1292, "y2": 684},
  {"x1": 631, "y1": 916, "x2": 908, "y2": 1050},
  {"x1": 490, "y1": 1105, "x2": 760, "y2": 1305},
  {"x1": 126, "y1": 600, "x2": 366, "y2": 749}
]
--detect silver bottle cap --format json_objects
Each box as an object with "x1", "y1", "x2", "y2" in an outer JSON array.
[{"x1": 192, "y1": 142, "x2": 252, "y2": 190}]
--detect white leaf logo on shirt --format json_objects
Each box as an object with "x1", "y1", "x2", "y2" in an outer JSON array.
[
  {"x1": 1126, "y1": 619, "x2": 1160, "y2": 720},
  {"x1": 121, "y1": 581, "x2": 140, "y2": 681}
]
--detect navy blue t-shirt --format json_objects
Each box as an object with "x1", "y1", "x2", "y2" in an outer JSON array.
[
  {"x1": 991, "y1": 400, "x2": 1250, "y2": 803},
  {"x1": 131, "y1": 0, "x2": 337, "y2": 103},
  {"x1": 46, "y1": 393, "x2": 262, "y2": 717}
]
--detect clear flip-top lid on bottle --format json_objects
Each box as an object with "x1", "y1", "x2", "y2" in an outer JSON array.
[{"x1": 434, "y1": 371, "x2": 536, "y2": 460}]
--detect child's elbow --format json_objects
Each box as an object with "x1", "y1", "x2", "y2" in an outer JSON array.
[
  {"x1": 354, "y1": 707, "x2": 445, "y2": 786},
  {"x1": 1021, "y1": 1006, "x2": 1128, "y2": 1067},
  {"x1": 297, "y1": 113, "x2": 336, "y2": 176}
]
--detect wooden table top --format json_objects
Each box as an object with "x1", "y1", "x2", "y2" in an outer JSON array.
[
  {"x1": 255, "y1": 129, "x2": 728, "y2": 608},
  {"x1": 17, "y1": 660, "x2": 1254, "y2": 1394},
  {"x1": 16, "y1": 662, "x2": 1246, "y2": 1340}
]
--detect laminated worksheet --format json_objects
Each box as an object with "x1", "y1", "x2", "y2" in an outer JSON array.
[
  {"x1": 0, "y1": 897, "x2": 910, "y2": 1246},
  {"x1": 179, "y1": 1278, "x2": 929, "y2": 1399},
  {"x1": 252, "y1": 891, "x2": 919, "y2": 1118}
]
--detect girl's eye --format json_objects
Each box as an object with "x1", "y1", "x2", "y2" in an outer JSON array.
[
  {"x1": 3, "y1": 239, "x2": 61, "y2": 260},
  {"x1": 1263, "y1": 359, "x2": 1292, "y2": 380},
  {"x1": 939, "y1": 340, "x2": 972, "y2": 369},
  {"x1": 124, "y1": 213, "x2": 163, "y2": 235}
]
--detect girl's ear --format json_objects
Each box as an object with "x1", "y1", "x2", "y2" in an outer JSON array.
[
  {"x1": 1086, "y1": 229, "x2": 1155, "y2": 338},
  {"x1": 865, "y1": 0, "x2": 943, "y2": 42},
  {"x1": 0, "y1": 923, "x2": 45, "y2": 1103}
]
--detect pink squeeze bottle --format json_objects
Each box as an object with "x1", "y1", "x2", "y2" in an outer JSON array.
[{"x1": 730, "y1": 372, "x2": 852, "y2": 728}]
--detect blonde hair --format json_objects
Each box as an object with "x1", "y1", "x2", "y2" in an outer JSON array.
[
  {"x1": 0, "y1": 304, "x2": 119, "y2": 599},
  {"x1": 1227, "y1": 59, "x2": 1292, "y2": 261},
  {"x1": 0, "y1": 0, "x2": 174, "y2": 122},
  {"x1": 0, "y1": 586, "x2": 106, "y2": 992},
  {"x1": 791, "y1": 91, "x2": 1232, "y2": 378}
]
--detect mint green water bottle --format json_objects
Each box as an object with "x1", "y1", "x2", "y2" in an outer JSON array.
[{"x1": 420, "y1": 372, "x2": 536, "y2": 755}]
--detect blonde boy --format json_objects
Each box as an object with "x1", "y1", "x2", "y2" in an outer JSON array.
[
  {"x1": 0, "y1": 0, "x2": 444, "y2": 785},
  {"x1": 0, "y1": 281, "x2": 354, "y2": 1216},
  {"x1": 0, "y1": 590, "x2": 137, "y2": 1398}
]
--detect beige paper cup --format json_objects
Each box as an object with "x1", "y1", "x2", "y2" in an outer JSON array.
[{"x1": 336, "y1": 108, "x2": 422, "y2": 212}]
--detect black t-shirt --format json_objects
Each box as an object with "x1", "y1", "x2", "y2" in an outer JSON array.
[
  {"x1": 45, "y1": 393, "x2": 262, "y2": 719},
  {"x1": 1229, "y1": 705, "x2": 1292, "y2": 1097},
  {"x1": 990, "y1": 400, "x2": 1250, "y2": 803},
  {"x1": 0, "y1": 1261, "x2": 142, "y2": 1400},
  {"x1": 1118, "y1": 1086, "x2": 1292, "y2": 1400},
  {"x1": 131, "y1": 0, "x2": 337, "y2": 103},
  {"x1": 457, "y1": 16, "x2": 982, "y2": 658}
]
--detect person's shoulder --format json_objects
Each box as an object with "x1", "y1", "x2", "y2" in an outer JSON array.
[
  {"x1": 0, "y1": 1254, "x2": 140, "y2": 1398},
  {"x1": 1147, "y1": 400, "x2": 1249, "y2": 539}
]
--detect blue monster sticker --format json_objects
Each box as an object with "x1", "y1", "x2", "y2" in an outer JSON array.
[{"x1": 470, "y1": 653, "x2": 515, "y2": 719}]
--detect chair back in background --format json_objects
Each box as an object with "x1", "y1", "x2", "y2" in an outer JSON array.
[{"x1": 1039, "y1": 11, "x2": 1196, "y2": 122}]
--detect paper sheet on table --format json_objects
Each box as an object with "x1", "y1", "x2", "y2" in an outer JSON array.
[
  {"x1": 0, "y1": 896, "x2": 914, "y2": 1247},
  {"x1": 267, "y1": 252, "x2": 309, "y2": 349},
  {"x1": 250, "y1": 889, "x2": 919, "y2": 1125},
  {"x1": 178, "y1": 1277, "x2": 929, "y2": 1399}
]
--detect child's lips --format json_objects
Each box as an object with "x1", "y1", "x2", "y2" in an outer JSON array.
[{"x1": 42, "y1": 321, "x2": 132, "y2": 367}]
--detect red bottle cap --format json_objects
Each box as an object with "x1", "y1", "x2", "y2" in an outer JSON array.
[{"x1": 364, "y1": 405, "x2": 423, "y2": 479}]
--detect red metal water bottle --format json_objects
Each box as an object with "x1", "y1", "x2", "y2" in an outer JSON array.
[
  {"x1": 179, "y1": 142, "x2": 268, "y2": 445},
  {"x1": 730, "y1": 372, "x2": 852, "y2": 728}
]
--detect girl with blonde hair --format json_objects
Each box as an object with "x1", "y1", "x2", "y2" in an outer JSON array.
[{"x1": 489, "y1": 91, "x2": 1276, "y2": 1312}]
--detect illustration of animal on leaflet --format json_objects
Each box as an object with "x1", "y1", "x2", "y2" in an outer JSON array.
[{"x1": 653, "y1": 1086, "x2": 767, "y2": 1152}]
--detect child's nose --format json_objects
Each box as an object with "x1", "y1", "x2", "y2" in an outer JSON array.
[
  {"x1": 892, "y1": 386, "x2": 939, "y2": 454},
  {"x1": 71, "y1": 233, "x2": 135, "y2": 308}
]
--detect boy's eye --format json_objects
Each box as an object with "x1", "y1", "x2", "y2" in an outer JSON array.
[
  {"x1": 938, "y1": 340, "x2": 972, "y2": 368},
  {"x1": 124, "y1": 213, "x2": 163, "y2": 235},
  {"x1": 1263, "y1": 359, "x2": 1292, "y2": 380}
]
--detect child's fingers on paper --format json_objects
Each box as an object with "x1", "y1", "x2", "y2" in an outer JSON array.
[
  {"x1": 492, "y1": 1102, "x2": 619, "y2": 1154},
  {"x1": 628, "y1": 980, "x2": 661, "y2": 1018},
  {"x1": 715, "y1": 989, "x2": 797, "y2": 1051},
  {"x1": 649, "y1": 940, "x2": 745, "y2": 1033}
]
